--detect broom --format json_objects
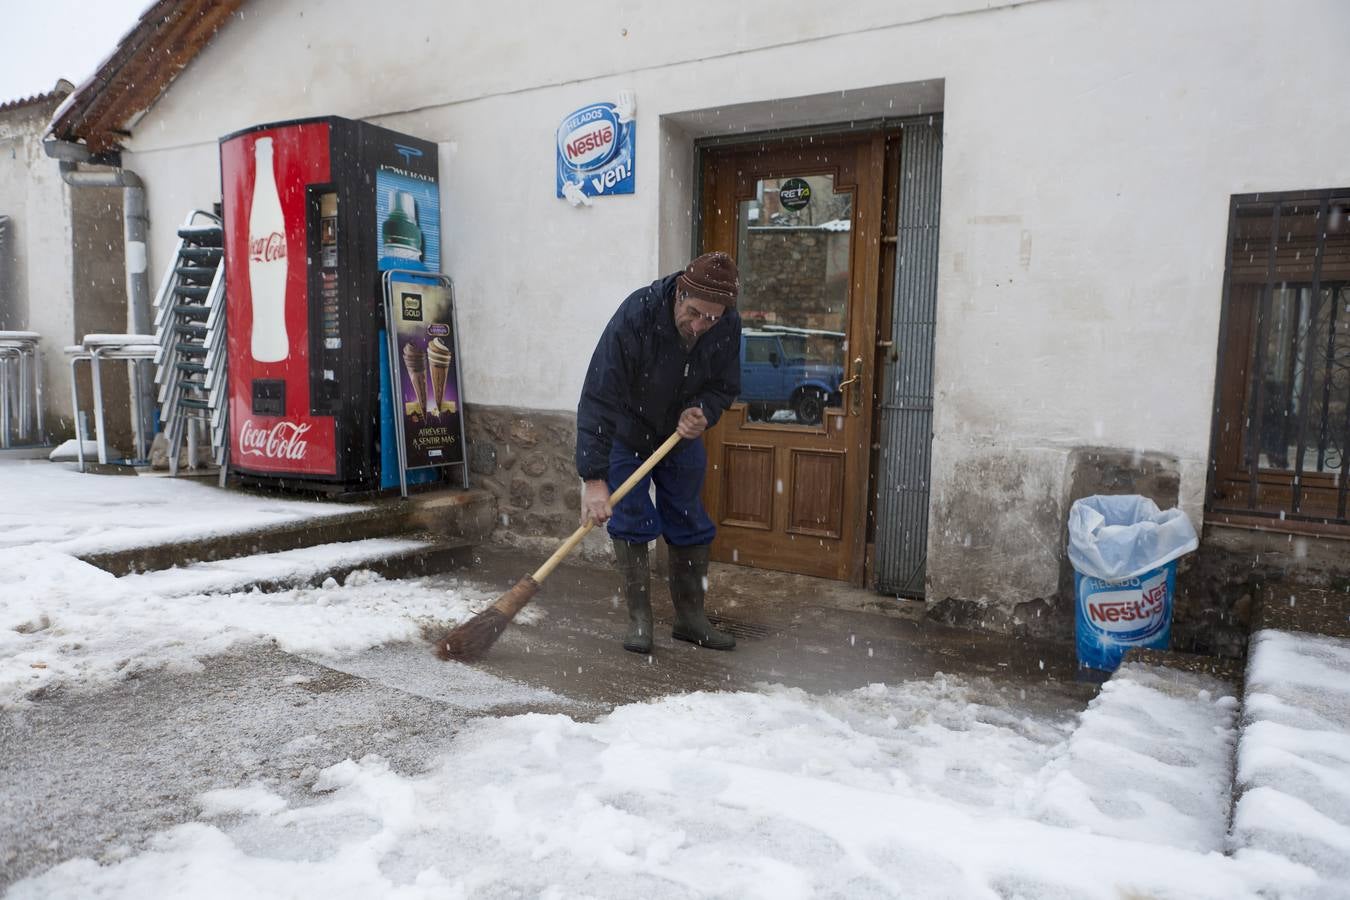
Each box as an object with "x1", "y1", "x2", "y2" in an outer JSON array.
[{"x1": 436, "y1": 430, "x2": 684, "y2": 662}]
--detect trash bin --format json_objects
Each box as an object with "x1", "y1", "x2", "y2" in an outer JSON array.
[{"x1": 1067, "y1": 495, "x2": 1199, "y2": 672}]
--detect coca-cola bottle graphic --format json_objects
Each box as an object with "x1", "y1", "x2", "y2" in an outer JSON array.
[{"x1": 248, "y1": 137, "x2": 290, "y2": 362}]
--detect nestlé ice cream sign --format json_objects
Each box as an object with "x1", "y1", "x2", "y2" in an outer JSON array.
[{"x1": 556, "y1": 98, "x2": 635, "y2": 201}]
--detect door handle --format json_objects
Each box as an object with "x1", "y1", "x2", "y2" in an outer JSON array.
[{"x1": 838, "y1": 356, "x2": 864, "y2": 416}]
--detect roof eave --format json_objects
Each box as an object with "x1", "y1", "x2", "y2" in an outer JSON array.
[{"x1": 48, "y1": 0, "x2": 243, "y2": 154}]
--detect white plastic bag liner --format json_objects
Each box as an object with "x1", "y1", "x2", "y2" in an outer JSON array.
[{"x1": 1067, "y1": 494, "x2": 1199, "y2": 582}]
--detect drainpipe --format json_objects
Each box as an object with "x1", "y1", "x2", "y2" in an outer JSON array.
[{"x1": 43, "y1": 138, "x2": 154, "y2": 456}]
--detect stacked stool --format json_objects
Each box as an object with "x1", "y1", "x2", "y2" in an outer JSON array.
[
  {"x1": 0, "y1": 330, "x2": 43, "y2": 449},
  {"x1": 64, "y1": 334, "x2": 159, "y2": 471}
]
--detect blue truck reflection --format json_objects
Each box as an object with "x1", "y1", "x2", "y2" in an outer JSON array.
[{"x1": 738, "y1": 327, "x2": 845, "y2": 425}]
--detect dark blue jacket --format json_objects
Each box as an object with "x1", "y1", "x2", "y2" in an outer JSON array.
[{"x1": 576, "y1": 273, "x2": 742, "y2": 480}]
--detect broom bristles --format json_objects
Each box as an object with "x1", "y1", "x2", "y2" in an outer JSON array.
[
  {"x1": 435, "y1": 575, "x2": 540, "y2": 662},
  {"x1": 435, "y1": 608, "x2": 511, "y2": 662}
]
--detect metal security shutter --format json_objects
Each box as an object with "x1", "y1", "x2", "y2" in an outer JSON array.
[{"x1": 875, "y1": 117, "x2": 942, "y2": 597}]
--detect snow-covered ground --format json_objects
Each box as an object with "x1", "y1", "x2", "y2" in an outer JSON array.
[
  {"x1": 3, "y1": 458, "x2": 1350, "y2": 898},
  {"x1": 0, "y1": 459, "x2": 512, "y2": 708},
  {"x1": 4, "y1": 669, "x2": 1313, "y2": 899},
  {"x1": 1233, "y1": 629, "x2": 1350, "y2": 888}
]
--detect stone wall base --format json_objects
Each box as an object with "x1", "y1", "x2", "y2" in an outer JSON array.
[{"x1": 466, "y1": 403, "x2": 582, "y2": 541}]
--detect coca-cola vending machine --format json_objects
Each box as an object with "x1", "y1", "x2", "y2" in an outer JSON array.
[{"x1": 220, "y1": 116, "x2": 441, "y2": 492}]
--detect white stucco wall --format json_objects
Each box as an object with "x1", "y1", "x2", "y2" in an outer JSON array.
[
  {"x1": 119, "y1": 0, "x2": 981, "y2": 411},
  {"x1": 118, "y1": 0, "x2": 1350, "y2": 603},
  {"x1": 0, "y1": 99, "x2": 77, "y2": 435}
]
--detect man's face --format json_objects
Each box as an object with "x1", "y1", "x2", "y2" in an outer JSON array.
[{"x1": 674, "y1": 292, "x2": 726, "y2": 345}]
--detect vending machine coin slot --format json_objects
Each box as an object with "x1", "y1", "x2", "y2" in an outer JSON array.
[
  {"x1": 252, "y1": 379, "x2": 286, "y2": 416},
  {"x1": 308, "y1": 186, "x2": 341, "y2": 414}
]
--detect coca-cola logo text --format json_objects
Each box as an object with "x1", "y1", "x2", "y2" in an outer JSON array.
[
  {"x1": 249, "y1": 232, "x2": 287, "y2": 263},
  {"x1": 239, "y1": 419, "x2": 311, "y2": 461}
]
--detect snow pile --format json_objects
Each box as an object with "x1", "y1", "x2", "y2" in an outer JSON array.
[
  {"x1": 0, "y1": 548, "x2": 517, "y2": 709},
  {"x1": 1032, "y1": 662, "x2": 1239, "y2": 851},
  {"x1": 8, "y1": 678, "x2": 1312, "y2": 899},
  {"x1": 1231, "y1": 629, "x2": 1350, "y2": 886}
]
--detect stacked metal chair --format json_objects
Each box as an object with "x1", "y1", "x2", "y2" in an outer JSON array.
[
  {"x1": 0, "y1": 330, "x2": 43, "y2": 449},
  {"x1": 153, "y1": 210, "x2": 227, "y2": 477}
]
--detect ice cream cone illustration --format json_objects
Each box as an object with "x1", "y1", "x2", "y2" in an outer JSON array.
[
  {"x1": 402, "y1": 340, "x2": 428, "y2": 416},
  {"x1": 427, "y1": 336, "x2": 452, "y2": 416}
]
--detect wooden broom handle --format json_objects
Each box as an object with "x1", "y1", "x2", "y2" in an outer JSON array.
[{"x1": 531, "y1": 430, "x2": 685, "y2": 584}]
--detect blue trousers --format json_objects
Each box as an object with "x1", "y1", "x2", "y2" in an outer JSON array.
[{"x1": 606, "y1": 438, "x2": 715, "y2": 546}]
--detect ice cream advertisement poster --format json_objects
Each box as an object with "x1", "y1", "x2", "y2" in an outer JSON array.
[{"x1": 385, "y1": 276, "x2": 463, "y2": 470}]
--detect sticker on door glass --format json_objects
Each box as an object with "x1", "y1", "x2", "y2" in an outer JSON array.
[{"x1": 778, "y1": 178, "x2": 812, "y2": 211}]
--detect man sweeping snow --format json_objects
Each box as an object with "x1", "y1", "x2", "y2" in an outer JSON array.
[{"x1": 575, "y1": 252, "x2": 742, "y2": 654}]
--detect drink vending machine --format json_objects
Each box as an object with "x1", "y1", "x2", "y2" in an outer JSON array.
[{"x1": 220, "y1": 116, "x2": 460, "y2": 492}]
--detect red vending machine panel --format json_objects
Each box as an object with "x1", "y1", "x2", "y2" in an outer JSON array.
[{"x1": 221, "y1": 122, "x2": 337, "y2": 476}]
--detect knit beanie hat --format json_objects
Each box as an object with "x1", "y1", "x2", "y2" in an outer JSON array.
[{"x1": 677, "y1": 251, "x2": 739, "y2": 308}]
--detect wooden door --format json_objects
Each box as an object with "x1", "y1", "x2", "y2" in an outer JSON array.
[{"x1": 700, "y1": 133, "x2": 886, "y2": 583}]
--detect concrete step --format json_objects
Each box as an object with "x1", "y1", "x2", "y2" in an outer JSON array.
[
  {"x1": 1253, "y1": 583, "x2": 1350, "y2": 639},
  {"x1": 1122, "y1": 647, "x2": 1245, "y2": 681},
  {"x1": 0, "y1": 446, "x2": 55, "y2": 460},
  {"x1": 115, "y1": 535, "x2": 475, "y2": 597},
  {"x1": 1030, "y1": 657, "x2": 1240, "y2": 852},
  {"x1": 79, "y1": 488, "x2": 495, "y2": 576},
  {"x1": 1229, "y1": 584, "x2": 1350, "y2": 888},
  {"x1": 1115, "y1": 612, "x2": 1350, "y2": 893}
]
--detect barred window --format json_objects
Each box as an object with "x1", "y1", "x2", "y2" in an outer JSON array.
[{"x1": 1209, "y1": 190, "x2": 1350, "y2": 526}]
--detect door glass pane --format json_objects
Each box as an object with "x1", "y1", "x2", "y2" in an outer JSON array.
[{"x1": 735, "y1": 174, "x2": 851, "y2": 426}]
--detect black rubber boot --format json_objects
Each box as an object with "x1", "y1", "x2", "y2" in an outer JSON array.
[
  {"x1": 613, "y1": 539, "x2": 653, "y2": 654},
  {"x1": 667, "y1": 543, "x2": 735, "y2": 651}
]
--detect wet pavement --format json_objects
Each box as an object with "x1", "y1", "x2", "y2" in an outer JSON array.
[
  {"x1": 0, "y1": 542, "x2": 1095, "y2": 889},
  {"x1": 442, "y1": 545, "x2": 1095, "y2": 711}
]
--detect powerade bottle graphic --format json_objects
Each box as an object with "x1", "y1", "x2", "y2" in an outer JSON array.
[
  {"x1": 247, "y1": 137, "x2": 290, "y2": 362},
  {"x1": 382, "y1": 190, "x2": 424, "y2": 264}
]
